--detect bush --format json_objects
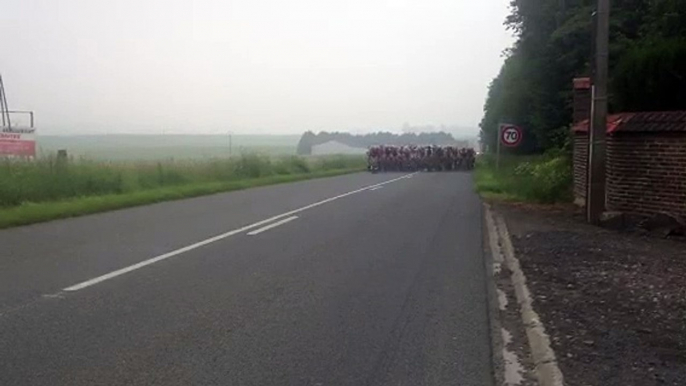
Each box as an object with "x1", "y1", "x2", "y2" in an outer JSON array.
[
  {"x1": 474, "y1": 153, "x2": 572, "y2": 203},
  {"x1": 524, "y1": 156, "x2": 573, "y2": 202},
  {"x1": 282, "y1": 156, "x2": 311, "y2": 174},
  {"x1": 233, "y1": 154, "x2": 273, "y2": 179}
]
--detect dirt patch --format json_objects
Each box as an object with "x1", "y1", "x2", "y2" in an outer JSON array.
[{"x1": 496, "y1": 203, "x2": 686, "y2": 386}]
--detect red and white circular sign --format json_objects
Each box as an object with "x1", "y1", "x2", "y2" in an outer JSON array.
[{"x1": 500, "y1": 125, "x2": 523, "y2": 147}]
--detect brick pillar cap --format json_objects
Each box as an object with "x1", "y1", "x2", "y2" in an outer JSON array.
[{"x1": 574, "y1": 77, "x2": 591, "y2": 90}]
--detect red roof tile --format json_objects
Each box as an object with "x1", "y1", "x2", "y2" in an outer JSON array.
[
  {"x1": 573, "y1": 77, "x2": 591, "y2": 90},
  {"x1": 572, "y1": 111, "x2": 686, "y2": 134}
]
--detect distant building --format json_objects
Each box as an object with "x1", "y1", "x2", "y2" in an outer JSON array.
[{"x1": 311, "y1": 140, "x2": 367, "y2": 155}]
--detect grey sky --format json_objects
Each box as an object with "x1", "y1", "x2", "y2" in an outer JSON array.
[{"x1": 2, "y1": 0, "x2": 513, "y2": 135}]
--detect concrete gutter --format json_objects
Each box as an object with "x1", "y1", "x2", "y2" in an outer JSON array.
[
  {"x1": 482, "y1": 205, "x2": 506, "y2": 386},
  {"x1": 485, "y1": 204, "x2": 565, "y2": 386}
]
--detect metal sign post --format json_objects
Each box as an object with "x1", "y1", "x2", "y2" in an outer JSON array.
[
  {"x1": 0, "y1": 74, "x2": 37, "y2": 158},
  {"x1": 496, "y1": 124, "x2": 502, "y2": 170},
  {"x1": 0, "y1": 75, "x2": 11, "y2": 129},
  {"x1": 497, "y1": 123, "x2": 523, "y2": 170}
]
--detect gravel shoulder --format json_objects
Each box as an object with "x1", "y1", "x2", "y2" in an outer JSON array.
[{"x1": 495, "y1": 202, "x2": 686, "y2": 386}]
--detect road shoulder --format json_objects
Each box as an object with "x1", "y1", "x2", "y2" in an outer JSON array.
[
  {"x1": 495, "y1": 202, "x2": 686, "y2": 386},
  {"x1": 484, "y1": 204, "x2": 540, "y2": 386}
]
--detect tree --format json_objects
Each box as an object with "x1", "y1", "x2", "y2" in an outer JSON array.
[
  {"x1": 481, "y1": 0, "x2": 686, "y2": 153},
  {"x1": 612, "y1": 38, "x2": 686, "y2": 112}
]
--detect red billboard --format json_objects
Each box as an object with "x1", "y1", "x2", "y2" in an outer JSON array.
[{"x1": 0, "y1": 130, "x2": 36, "y2": 157}]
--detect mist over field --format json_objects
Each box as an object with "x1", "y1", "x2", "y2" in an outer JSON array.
[
  {"x1": 37, "y1": 130, "x2": 480, "y2": 160},
  {"x1": 37, "y1": 134, "x2": 301, "y2": 160},
  {"x1": 2, "y1": 0, "x2": 513, "y2": 138}
]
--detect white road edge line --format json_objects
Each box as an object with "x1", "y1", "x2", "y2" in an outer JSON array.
[
  {"x1": 369, "y1": 186, "x2": 383, "y2": 191},
  {"x1": 63, "y1": 172, "x2": 416, "y2": 292},
  {"x1": 247, "y1": 216, "x2": 298, "y2": 236}
]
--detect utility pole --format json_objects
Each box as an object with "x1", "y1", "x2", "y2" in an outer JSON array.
[{"x1": 587, "y1": 0, "x2": 610, "y2": 224}]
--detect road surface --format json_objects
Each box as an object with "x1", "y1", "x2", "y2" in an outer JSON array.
[{"x1": 0, "y1": 172, "x2": 492, "y2": 386}]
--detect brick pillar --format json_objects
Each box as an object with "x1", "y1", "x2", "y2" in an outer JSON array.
[
  {"x1": 572, "y1": 77, "x2": 591, "y2": 206},
  {"x1": 573, "y1": 77, "x2": 592, "y2": 124}
]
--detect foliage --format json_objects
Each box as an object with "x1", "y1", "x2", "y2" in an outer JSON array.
[
  {"x1": 481, "y1": 0, "x2": 686, "y2": 153},
  {"x1": 612, "y1": 38, "x2": 686, "y2": 111},
  {"x1": 474, "y1": 153, "x2": 573, "y2": 203}
]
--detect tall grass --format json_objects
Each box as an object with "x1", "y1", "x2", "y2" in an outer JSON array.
[
  {"x1": 473, "y1": 152, "x2": 573, "y2": 204},
  {"x1": 0, "y1": 154, "x2": 366, "y2": 208}
]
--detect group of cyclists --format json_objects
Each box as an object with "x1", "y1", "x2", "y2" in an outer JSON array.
[{"x1": 367, "y1": 145, "x2": 476, "y2": 172}]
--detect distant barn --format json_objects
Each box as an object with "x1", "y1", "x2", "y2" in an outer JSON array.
[{"x1": 310, "y1": 140, "x2": 367, "y2": 155}]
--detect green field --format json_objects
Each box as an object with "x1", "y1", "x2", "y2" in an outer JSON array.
[
  {"x1": 0, "y1": 152, "x2": 366, "y2": 228},
  {"x1": 37, "y1": 134, "x2": 301, "y2": 160}
]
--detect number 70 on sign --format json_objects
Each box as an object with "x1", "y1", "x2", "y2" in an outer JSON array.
[
  {"x1": 496, "y1": 123, "x2": 523, "y2": 170},
  {"x1": 498, "y1": 124, "x2": 523, "y2": 147}
]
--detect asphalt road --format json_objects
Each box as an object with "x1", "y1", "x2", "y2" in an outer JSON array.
[{"x1": 0, "y1": 172, "x2": 492, "y2": 386}]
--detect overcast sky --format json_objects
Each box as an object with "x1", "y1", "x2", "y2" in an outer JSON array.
[{"x1": 1, "y1": 0, "x2": 513, "y2": 135}]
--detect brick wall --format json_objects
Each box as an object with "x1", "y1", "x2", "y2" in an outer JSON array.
[
  {"x1": 606, "y1": 132, "x2": 686, "y2": 218},
  {"x1": 573, "y1": 133, "x2": 588, "y2": 204}
]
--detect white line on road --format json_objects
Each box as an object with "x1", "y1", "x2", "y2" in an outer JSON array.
[
  {"x1": 369, "y1": 186, "x2": 383, "y2": 191},
  {"x1": 247, "y1": 216, "x2": 298, "y2": 236},
  {"x1": 63, "y1": 173, "x2": 416, "y2": 292}
]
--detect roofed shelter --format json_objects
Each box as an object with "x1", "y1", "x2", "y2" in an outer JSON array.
[{"x1": 572, "y1": 77, "x2": 686, "y2": 218}]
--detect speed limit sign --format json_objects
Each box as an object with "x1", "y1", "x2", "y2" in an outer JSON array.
[{"x1": 499, "y1": 124, "x2": 523, "y2": 147}]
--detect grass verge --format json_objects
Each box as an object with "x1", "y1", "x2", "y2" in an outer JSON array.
[
  {"x1": 0, "y1": 168, "x2": 361, "y2": 229},
  {"x1": 473, "y1": 152, "x2": 573, "y2": 204}
]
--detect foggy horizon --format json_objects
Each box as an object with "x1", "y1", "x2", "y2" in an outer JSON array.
[{"x1": 2, "y1": 0, "x2": 513, "y2": 136}]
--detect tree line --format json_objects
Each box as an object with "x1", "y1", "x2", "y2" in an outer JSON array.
[{"x1": 480, "y1": 0, "x2": 686, "y2": 153}]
